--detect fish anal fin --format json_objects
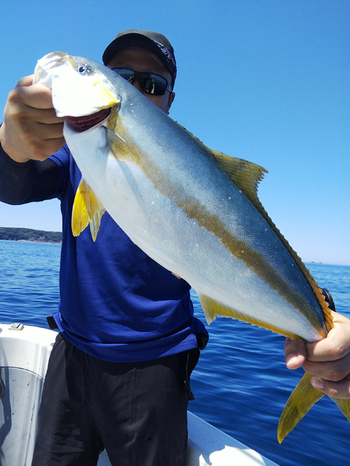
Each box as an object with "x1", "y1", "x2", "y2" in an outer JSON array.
[
  {"x1": 72, "y1": 178, "x2": 105, "y2": 241},
  {"x1": 197, "y1": 294, "x2": 301, "y2": 340},
  {"x1": 277, "y1": 373, "x2": 325, "y2": 443}
]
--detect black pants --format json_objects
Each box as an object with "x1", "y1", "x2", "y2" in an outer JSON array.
[{"x1": 32, "y1": 333, "x2": 199, "y2": 466}]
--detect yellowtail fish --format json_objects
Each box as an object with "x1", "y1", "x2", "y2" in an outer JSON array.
[{"x1": 33, "y1": 52, "x2": 350, "y2": 442}]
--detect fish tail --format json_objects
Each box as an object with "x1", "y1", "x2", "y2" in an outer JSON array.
[
  {"x1": 277, "y1": 373, "x2": 325, "y2": 443},
  {"x1": 332, "y1": 398, "x2": 350, "y2": 423}
]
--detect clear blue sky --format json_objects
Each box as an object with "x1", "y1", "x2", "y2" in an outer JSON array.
[{"x1": 0, "y1": 0, "x2": 349, "y2": 266}]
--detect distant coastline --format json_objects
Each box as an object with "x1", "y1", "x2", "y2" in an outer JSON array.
[{"x1": 0, "y1": 227, "x2": 62, "y2": 244}]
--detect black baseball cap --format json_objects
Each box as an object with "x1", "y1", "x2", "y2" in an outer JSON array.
[{"x1": 102, "y1": 29, "x2": 177, "y2": 85}]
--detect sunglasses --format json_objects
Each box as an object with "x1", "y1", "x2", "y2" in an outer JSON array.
[{"x1": 112, "y1": 68, "x2": 172, "y2": 96}]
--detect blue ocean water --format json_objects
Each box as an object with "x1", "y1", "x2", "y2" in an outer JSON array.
[{"x1": 0, "y1": 239, "x2": 349, "y2": 465}]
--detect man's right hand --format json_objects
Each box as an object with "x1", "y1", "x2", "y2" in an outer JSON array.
[{"x1": 0, "y1": 75, "x2": 65, "y2": 163}]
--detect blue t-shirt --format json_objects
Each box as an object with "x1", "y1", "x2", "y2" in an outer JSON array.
[{"x1": 50, "y1": 145, "x2": 207, "y2": 362}]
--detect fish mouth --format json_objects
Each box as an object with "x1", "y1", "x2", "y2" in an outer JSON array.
[{"x1": 66, "y1": 108, "x2": 111, "y2": 132}]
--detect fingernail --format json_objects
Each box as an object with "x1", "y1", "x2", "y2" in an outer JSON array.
[
  {"x1": 311, "y1": 377, "x2": 324, "y2": 390},
  {"x1": 286, "y1": 355, "x2": 302, "y2": 369}
]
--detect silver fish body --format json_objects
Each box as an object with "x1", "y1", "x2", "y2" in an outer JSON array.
[
  {"x1": 34, "y1": 52, "x2": 328, "y2": 342},
  {"x1": 33, "y1": 52, "x2": 348, "y2": 442}
]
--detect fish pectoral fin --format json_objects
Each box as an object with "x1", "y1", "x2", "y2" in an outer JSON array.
[
  {"x1": 72, "y1": 178, "x2": 106, "y2": 241},
  {"x1": 89, "y1": 208, "x2": 106, "y2": 242},
  {"x1": 277, "y1": 373, "x2": 325, "y2": 443},
  {"x1": 106, "y1": 128, "x2": 139, "y2": 164},
  {"x1": 332, "y1": 398, "x2": 350, "y2": 422},
  {"x1": 197, "y1": 294, "x2": 300, "y2": 339}
]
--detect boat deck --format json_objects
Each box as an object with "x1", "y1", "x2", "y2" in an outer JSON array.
[{"x1": 0, "y1": 323, "x2": 278, "y2": 465}]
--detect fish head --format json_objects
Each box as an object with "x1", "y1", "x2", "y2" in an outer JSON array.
[{"x1": 33, "y1": 52, "x2": 122, "y2": 131}]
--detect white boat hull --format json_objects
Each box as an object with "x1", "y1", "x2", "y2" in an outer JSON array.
[{"x1": 0, "y1": 323, "x2": 277, "y2": 465}]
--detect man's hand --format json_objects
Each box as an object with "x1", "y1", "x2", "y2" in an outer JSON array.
[
  {"x1": 285, "y1": 311, "x2": 350, "y2": 399},
  {"x1": 0, "y1": 75, "x2": 65, "y2": 162}
]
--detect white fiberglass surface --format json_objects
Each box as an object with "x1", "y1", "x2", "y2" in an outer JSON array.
[{"x1": 0, "y1": 367, "x2": 43, "y2": 466}]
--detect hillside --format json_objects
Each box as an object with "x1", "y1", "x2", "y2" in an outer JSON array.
[{"x1": 0, "y1": 227, "x2": 62, "y2": 244}]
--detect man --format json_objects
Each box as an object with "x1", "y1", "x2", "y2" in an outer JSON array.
[
  {"x1": 0, "y1": 29, "x2": 349, "y2": 465},
  {"x1": 0, "y1": 30, "x2": 208, "y2": 466}
]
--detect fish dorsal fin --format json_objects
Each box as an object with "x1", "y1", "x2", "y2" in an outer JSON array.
[
  {"x1": 212, "y1": 151, "x2": 267, "y2": 207},
  {"x1": 179, "y1": 123, "x2": 268, "y2": 210},
  {"x1": 197, "y1": 293, "x2": 302, "y2": 340},
  {"x1": 72, "y1": 178, "x2": 106, "y2": 242}
]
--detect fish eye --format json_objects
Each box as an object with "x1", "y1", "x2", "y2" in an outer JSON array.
[{"x1": 76, "y1": 64, "x2": 93, "y2": 75}]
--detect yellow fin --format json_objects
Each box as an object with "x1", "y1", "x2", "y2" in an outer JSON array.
[
  {"x1": 332, "y1": 398, "x2": 350, "y2": 422},
  {"x1": 177, "y1": 124, "x2": 267, "y2": 204},
  {"x1": 277, "y1": 373, "x2": 325, "y2": 443},
  {"x1": 89, "y1": 209, "x2": 105, "y2": 242},
  {"x1": 72, "y1": 179, "x2": 106, "y2": 242},
  {"x1": 197, "y1": 294, "x2": 302, "y2": 340},
  {"x1": 212, "y1": 151, "x2": 267, "y2": 205}
]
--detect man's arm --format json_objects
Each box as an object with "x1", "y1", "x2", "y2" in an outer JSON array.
[
  {"x1": 0, "y1": 145, "x2": 61, "y2": 204},
  {"x1": 0, "y1": 75, "x2": 65, "y2": 162},
  {"x1": 0, "y1": 75, "x2": 66, "y2": 203}
]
